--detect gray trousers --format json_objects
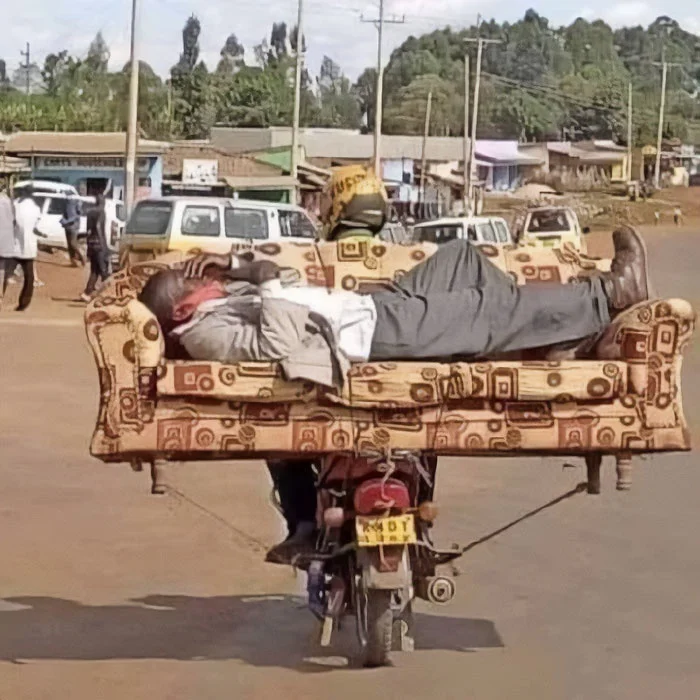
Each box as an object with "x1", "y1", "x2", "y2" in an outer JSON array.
[{"x1": 369, "y1": 240, "x2": 610, "y2": 360}]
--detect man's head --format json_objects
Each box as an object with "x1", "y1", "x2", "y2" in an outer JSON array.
[
  {"x1": 138, "y1": 269, "x2": 223, "y2": 333},
  {"x1": 17, "y1": 184, "x2": 34, "y2": 200},
  {"x1": 320, "y1": 164, "x2": 387, "y2": 240},
  {"x1": 95, "y1": 193, "x2": 106, "y2": 208}
]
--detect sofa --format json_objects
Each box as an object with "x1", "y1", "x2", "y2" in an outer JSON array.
[{"x1": 85, "y1": 238, "x2": 695, "y2": 491}]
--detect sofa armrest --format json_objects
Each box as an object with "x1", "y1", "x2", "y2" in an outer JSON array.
[
  {"x1": 595, "y1": 298, "x2": 695, "y2": 428},
  {"x1": 85, "y1": 299, "x2": 164, "y2": 453}
]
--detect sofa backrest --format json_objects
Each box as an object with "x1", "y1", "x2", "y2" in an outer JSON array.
[{"x1": 97, "y1": 240, "x2": 609, "y2": 304}]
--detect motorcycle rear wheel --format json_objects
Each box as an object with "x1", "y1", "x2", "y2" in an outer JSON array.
[{"x1": 362, "y1": 589, "x2": 394, "y2": 667}]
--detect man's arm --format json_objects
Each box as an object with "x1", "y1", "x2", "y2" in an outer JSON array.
[{"x1": 179, "y1": 296, "x2": 310, "y2": 364}]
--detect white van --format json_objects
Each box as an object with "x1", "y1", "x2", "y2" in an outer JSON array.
[
  {"x1": 412, "y1": 216, "x2": 514, "y2": 246},
  {"x1": 120, "y1": 197, "x2": 319, "y2": 263},
  {"x1": 516, "y1": 207, "x2": 590, "y2": 253}
]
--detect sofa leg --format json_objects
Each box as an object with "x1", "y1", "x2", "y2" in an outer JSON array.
[
  {"x1": 150, "y1": 461, "x2": 167, "y2": 495},
  {"x1": 616, "y1": 455, "x2": 633, "y2": 491},
  {"x1": 585, "y1": 455, "x2": 602, "y2": 495}
]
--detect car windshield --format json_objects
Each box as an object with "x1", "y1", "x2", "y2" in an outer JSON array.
[
  {"x1": 125, "y1": 201, "x2": 173, "y2": 235},
  {"x1": 526, "y1": 211, "x2": 571, "y2": 234},
  {"x1": 414, "y1": 224, "x2": 461, "y2": 243}
]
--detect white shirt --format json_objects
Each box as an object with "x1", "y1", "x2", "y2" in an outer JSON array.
[
  {"x1": 261, "y1": 279, "x2": 377, "y2": 362},
  {"x1": 13, "y1": 198, "x2": 42, "y2": 259},
  {"x1": 0, "y1": 193, "x2": 16, "y2": 258}
]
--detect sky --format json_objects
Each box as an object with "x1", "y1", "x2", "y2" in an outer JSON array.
[{"x1": 3, "y1": 0, "x2": 699, "y2": 83}]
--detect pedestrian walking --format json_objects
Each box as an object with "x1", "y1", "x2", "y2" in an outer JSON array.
[
  {"x1": 61, "y1": 193, "x2": 85, "y2": 266},
  {"x1": 80, "y1": 194, "x2": 110, "y2": 302},
  {"x1": 0, "y1": 185, "x2": 46, "y2": 311},
  {"x1": 674, "y1": 206, "x2": 683, "y2": 227}
]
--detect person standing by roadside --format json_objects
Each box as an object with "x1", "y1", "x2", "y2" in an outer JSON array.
[
  {"x1": 80, "y1": 194, "x2": 110, "y2": 302},
  {"x1": 0, "y1": 178, "x2": 17, "y2": 310},
  {"x1": 0, "y1": 185, "x2": 45, "y2": 311},
  {"x1": 61, "y1": 193, "x2": 85, "y2": 267}
]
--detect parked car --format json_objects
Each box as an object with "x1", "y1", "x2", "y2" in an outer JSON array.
[
  {"x1": 412, "y1": 216, "x2": 514, "y2": 246},
  {"x1": 378, "y1": 221, "x2": 412, "y2": 243},
  {"x1": 14, "y1": 179, "x2": 80, "y2": 197},
  {"x1": 13, "y1": 180, "x2": 125, "y2": 254},
  {"x1": 515, "y1": 206, "x2": 589, "y2": 253},
  {"x1": 120, "y1": 197, "x2": 319, "y2": 265}
]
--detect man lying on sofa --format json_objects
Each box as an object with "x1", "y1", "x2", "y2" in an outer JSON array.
[{"x1": 138, "y1": 166, "x2": 650, "y2": 564}]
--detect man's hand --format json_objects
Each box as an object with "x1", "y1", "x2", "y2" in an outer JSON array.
[
  {"x1": 183, "y1": 252, "x2": 232, "y2": 279},
  {"x1": 242, "y1": 260, "x2": 280, "y2": 286}
]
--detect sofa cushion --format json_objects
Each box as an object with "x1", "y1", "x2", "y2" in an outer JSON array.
[{"x1": 157, "y1": 358, "x2": 628, "y2": 407}]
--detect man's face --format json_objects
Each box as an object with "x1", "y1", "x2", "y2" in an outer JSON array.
[{"x1": 171, "y1": 276, "x2": 225, "y2": 323}]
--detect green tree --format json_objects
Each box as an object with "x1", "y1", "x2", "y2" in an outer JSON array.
[
  {"x1": 217, "y1": 34, "x2": 245, "y2": 75},
  {"x1": 171, "y1": 16, "x2": 213, "y2": 138},
  {"x1": 315, "y1": 56, "x2": 361, "y2": 129},
  {"x1": 354, "y1": 67, "x2": 377, "y2": 131}
]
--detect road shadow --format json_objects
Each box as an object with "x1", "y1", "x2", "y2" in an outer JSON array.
[{"x1": 0, "y1": 594, "x2": 502, "y2": 671}]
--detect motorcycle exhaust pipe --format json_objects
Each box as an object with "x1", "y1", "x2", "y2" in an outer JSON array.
[{"x1": 416, "y1": 576, "x2": 456, "y2": 605}]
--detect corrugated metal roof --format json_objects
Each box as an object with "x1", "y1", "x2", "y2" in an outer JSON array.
[
  {"x1": 164, "y1": 143, "x2": 282, "y2": 178},
  {"x1": 213, "y1": 127, "x2": 468, "y2": 162},
  {"x1": 473, "y1": 140, "x2": 544, "y2": 164},
  {"x1": 5, "y1": 131, "x2": 169, "y2": 156},
  {"x1": 0, "y1": 155, "x2": 30, "y2": 174}
]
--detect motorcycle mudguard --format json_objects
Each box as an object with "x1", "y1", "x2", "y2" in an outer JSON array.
[{"x1": 358, "y1": 547, "x2": 411, "y2": 590}]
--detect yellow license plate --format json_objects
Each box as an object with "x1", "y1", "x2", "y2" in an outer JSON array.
[{"x1": 355, "y1": 514, "x2": 417, "y2": 547}]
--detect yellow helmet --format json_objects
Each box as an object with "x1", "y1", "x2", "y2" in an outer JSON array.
[{"x1": 320, "y1": 164, "x2": 388, "y2": 240}]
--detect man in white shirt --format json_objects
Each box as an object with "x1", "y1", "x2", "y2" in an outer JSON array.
[
  {"x1": 140, "y1": 228, "x2": 649, "y2": 389},
  {"x1": 0, "y1": 185, "x2": 45, "y2": 311}
]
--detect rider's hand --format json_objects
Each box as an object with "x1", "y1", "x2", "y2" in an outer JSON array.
[{"x1": 183, "y1": 253, "x2": 232, "y2": 279}]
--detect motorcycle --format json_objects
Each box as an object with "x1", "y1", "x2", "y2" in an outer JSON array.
[{"x1": 296, "y1": 451, "x2": 463, "y2": 667}]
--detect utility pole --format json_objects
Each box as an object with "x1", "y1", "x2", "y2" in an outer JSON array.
[
  {"x1": 419, "y1": 91, "x2": 432, "y2": 205},
  {"x1": 361, "y1": 3, "x2": 405, "y2": 176},
  {"x1": 124, "y1": 0, "x2": 141, "y2": 216},
  {"x1": 627, "y1": 81, "x2": 633, "y2": 182},
  {"x1": 652, "y1": 49, "x2": 681, "y2": 189},
  {"x1": 464, "y1": 37, "x2": 501, "y2": 214},
  {"x1": 290, "y1": 0, "x2": 304, "y2": 204},
  {"x1": 463, "y1": 55, "x2": 470, "y2": 213},
  {"x1": 20, "y1": 43, "x2": 31, "y2": 95}
]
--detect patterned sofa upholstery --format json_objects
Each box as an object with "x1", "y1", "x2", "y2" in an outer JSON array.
[{"x1": 85, "y1": 240, "x2": 694, "y2": 482}]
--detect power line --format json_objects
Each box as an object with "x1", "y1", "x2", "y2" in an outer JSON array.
[{"x1": 484, "y1": 72, "x2": 666, "y2": 122}]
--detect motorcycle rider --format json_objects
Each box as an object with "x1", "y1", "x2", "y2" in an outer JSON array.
[{"x1": 267, "y1": 164, "x2": 390, "y2": 564}]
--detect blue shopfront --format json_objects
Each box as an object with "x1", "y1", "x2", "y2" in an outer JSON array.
[{"x1": 29, "y1": 154, "x2": 163, "y2": 199}]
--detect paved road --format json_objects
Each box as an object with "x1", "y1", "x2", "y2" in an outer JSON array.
[{"x1": 1, "y1": 228, "x2": 699, "y2": 700}]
